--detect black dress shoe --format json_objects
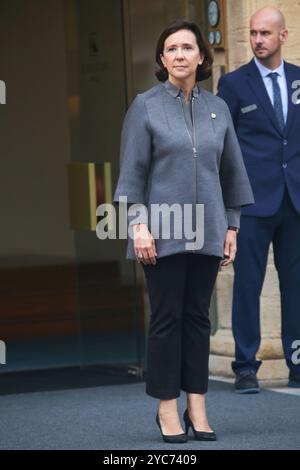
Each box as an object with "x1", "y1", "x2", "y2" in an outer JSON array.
[
  {"x1": 288, "y1": 372, "x2": 300, "y2": 388},
  {"x1": 156, "y1": 412, "x2": 188, "y2": 443},
  {"x1": 234, "y1": 370, "x2": 260, "y2": 394},
  {"x1": 183, "y1": 409, "x2": 216, "y2": 441}
]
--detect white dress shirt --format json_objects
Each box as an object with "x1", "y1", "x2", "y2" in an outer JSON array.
[{"x1": 254, "y1": 57, "x2": 288, "y2": 123}]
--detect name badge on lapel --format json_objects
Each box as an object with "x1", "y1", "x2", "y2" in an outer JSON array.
[{"x1": 241, "y1": 104, "x2": 258, "y2": 114}]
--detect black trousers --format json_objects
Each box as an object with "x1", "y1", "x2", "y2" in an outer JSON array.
[{"x1": 142, "y1": 253, "x2": 221, "y2": 399}]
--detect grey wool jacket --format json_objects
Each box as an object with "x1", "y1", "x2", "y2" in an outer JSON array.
[{"x1": 113, "y1": 79, "x2": 254, "y2": 260}]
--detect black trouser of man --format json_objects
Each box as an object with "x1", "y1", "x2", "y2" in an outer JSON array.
[{"x1": 142, "y1": 253, "x2": 221, "y2": 399}]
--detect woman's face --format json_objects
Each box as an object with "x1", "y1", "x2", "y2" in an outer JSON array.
[{"x1": 160, "y1": 29, "x2": 203, "y2": 82}]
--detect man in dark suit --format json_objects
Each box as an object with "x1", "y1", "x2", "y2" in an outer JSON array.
[{"x1": 218, "y1": 6, "x2": 300, "y2": 393}]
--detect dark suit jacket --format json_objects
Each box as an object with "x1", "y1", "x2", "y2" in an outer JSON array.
[{"x1": 217, "y1": 58, "x2": 300, "y2": 217}]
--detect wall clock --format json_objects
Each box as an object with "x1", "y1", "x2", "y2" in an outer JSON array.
[
  {"x1": 208, "y1": 1, "x2": 220, "y2": 27},
  {"x1": 215, "y1": 30, "x2": 222, "y2": 45},
  {"x1": 208, "y1": 31, "x2": 215, "y2": 45}
]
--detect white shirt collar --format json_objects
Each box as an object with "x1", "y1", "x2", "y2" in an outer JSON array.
[{"x1": 254, "y1": 57, "x2": 285, "y2": 78}]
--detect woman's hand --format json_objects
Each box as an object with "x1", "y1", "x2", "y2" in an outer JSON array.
[
  {"x1": 133, "y1": 224, "x2": 157, "y2": 265},
  {"x1": 220, "y1": 229, "x2": 237, "y2": 267}
]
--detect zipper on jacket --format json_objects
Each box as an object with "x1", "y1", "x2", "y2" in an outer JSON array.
[
  {"x1": 179, "y1": 96, "x2": 197, "y2": 158},
  {"x1": 178, "y1": 95, "x2": 197, "y2": 245},
  {"x1": 192, "y1": 97, "x2": 198, "y2": 159},
  {"x1": 192, "y1": 97, "x2": 197, "y2": 242}
]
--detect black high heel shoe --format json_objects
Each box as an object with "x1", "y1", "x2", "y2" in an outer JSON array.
[
  {"x1": 156, "y1": 412, "x2": 188, "y2": 443},
  {"x1": 183, "y1": 409, "x2": 216, "y2": 441}
]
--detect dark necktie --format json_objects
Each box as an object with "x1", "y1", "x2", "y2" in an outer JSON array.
[{"x1": 268, "y1": 72, "x2": 285, "y2": 132}]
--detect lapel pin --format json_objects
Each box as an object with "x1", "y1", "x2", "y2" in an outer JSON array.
[{"x1": 211, "y1": 112, "x2": 216, "y2": 119}]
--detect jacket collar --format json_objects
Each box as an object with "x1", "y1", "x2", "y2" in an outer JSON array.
[{"x1": 163, "y1": 79, "x2": 200, "y2": 99}]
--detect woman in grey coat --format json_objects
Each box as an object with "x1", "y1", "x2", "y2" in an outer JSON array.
[{"x1": 114, "y1": 19, "x2": 254, "y2": 443}]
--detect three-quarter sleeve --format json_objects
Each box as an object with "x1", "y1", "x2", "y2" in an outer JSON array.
[
  {"x1": 226, "y1": 207, "x2": 241, "y2": 228},
  {"x1": 113, "y1": 94, "x2": 152, "y2": 205},
  {"x1": 219, "y1": 102, "x2": 254, "y2": 208}
]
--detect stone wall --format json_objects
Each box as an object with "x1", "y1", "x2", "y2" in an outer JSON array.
[{"x1": 226, "y1": 0, "x2": 300, "y2": 70}]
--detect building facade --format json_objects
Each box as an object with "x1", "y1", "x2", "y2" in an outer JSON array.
[{"x1": 0, "y1": 0, "x2": 299, "y2": 384}]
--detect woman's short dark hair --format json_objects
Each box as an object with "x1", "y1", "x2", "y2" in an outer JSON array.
[{"x1": 155, "y1": 19, "x2": 213, "y2": 82}]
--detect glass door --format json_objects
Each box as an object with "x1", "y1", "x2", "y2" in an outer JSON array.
[
  {"x1": 0, "y1": 0, "x2": 82, "y2": 374},
  {"x1": 0, "y1": 0, "x2": 144, "y2": 379},
  {"x1": 65, "y1": 0, "x2": 145, "y2": 376}
]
